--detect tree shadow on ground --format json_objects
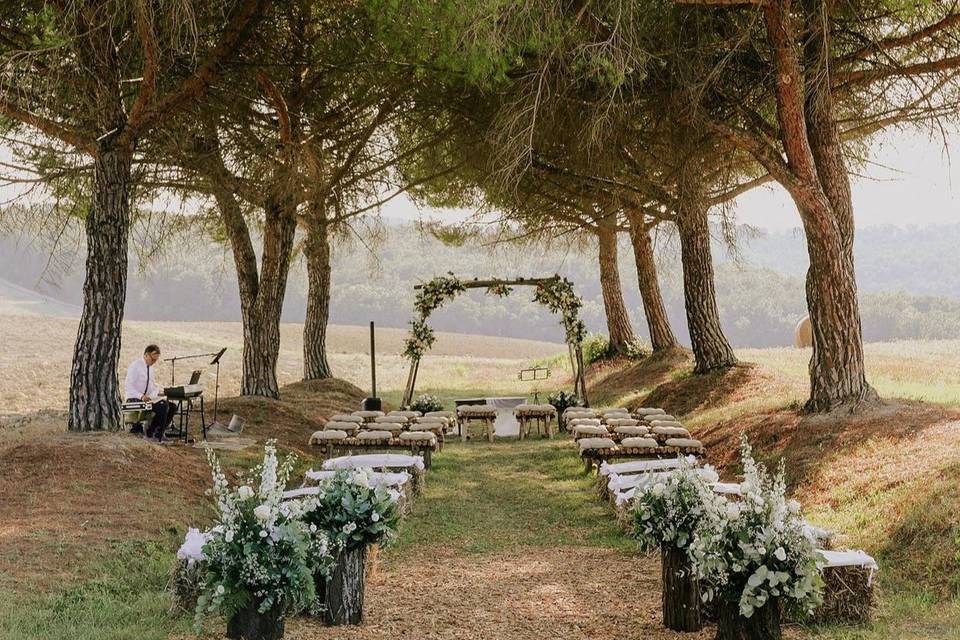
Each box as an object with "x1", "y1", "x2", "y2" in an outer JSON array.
[
  {"x1": 586, "y1": 347, "x2": 693, "y2": 407},
  {"x1": 640, "y1": 362, "x2": 767, "y2": 418}
]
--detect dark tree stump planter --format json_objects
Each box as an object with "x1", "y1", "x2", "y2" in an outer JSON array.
[
  {"x1": 661, "y1": 544, "x2": 703, "y2": 632},
  {"x1": 324, "y1": 544, "x2": 367, "y2": 626},
  {"x1": 715, "y1": 597, "x2": 781, "y2": 640},
  {"x1": 226, "y1": 602, "x2": 284, "y2": 640}
]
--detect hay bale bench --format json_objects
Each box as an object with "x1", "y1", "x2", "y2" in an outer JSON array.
[
  {"x1": 320, "y1": 453, "x2": 427, "y2": 493},
  {"x1": 352, "y1": 410, "x2": 385, "y2": 423},
  {"x1": 456, "y1": 404, "x2": 498, "y2": 442},
  {"x1": 309, "y1": 430, "x2": 438, "y2": 468},
  {"x1": 579, "y1": 439, "x2": 705, "y2": 472},
  {"x1": 813, "y1": 550, "x2": 878, "y2": 624},
  {"x1": 513, "y1": 404, "x2": 557, "y2": 439}
]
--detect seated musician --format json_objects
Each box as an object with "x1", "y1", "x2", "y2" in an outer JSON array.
[{"x1": 124, "y1": 344, "x2": 176, "y2": 441}]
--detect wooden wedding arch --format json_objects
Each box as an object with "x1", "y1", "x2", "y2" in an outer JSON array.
[{"x1": 400, "y1": 274, "x2": 589, "y2": 407}]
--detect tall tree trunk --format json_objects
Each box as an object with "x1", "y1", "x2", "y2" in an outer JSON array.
[
  {"x1": 799, "y1": 4, "x2": 876, "y2": 411},
  {"x1": 675, "y1": 193, "x2": 737, "y2": 374},
  {"x1": 240, "y1": 196, "x2": 297, "y2": 398},
  {"x1": 303, "y1": 219, "x2": 333, "y2": 380},
  {"x1": 68, "y1": 144, "x2": 133, "y2": 432},
  {"x1": 596, "y1": 216, "x2": 637, "y2": 356},
  {"x1": 626, "y1": 212, "x2": 679, "y2": 353},
  {"x1": 761, "y1": 0, "x2": 875, "y2": 411}
]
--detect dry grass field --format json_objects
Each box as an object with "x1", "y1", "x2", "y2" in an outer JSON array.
[
  {"x1": 3, "y1": 315, "x2": 960, "y2": 639},
  {"x1": 0, "y1": 316, "x2": 562, "y2": 417}
]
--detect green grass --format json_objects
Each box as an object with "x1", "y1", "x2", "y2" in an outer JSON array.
[
  {"x1": 0, "y1": 540, "x2": 192, "y2": 640},
  {"x1": 393, "y1": 437, "x2": 633, "y2": 555}
]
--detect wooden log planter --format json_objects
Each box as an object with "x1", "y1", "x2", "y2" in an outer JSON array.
[
  {"x1": 715, "y1": 597, "x2": 782, "y2": 640},
  {"x1": 226, "y1": 601, "x2": 285, "y2": 640},
  {"x1": 661, "y1": 544, "x2": 703, "y2": 632},
  {"x1": 322, "y1": 544, "x2": 368, "y2": 626}
]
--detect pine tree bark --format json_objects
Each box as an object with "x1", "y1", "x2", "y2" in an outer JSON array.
[
  {"x1": 661, "y1": 544, "x2": 703, "y2": 632},
  {"x1": 303, "y1": 218, "x2": 333, "y2": 380},
  {"x1": 324, "y1": 544, "x2": 367, "y2": 626},
  {"x1": 715, "y1": 598, "x2": 781, "y2": 640},
  {"x1": 675, "y1": 192, "x2": 737, "y2": 374},
  {"x1": 626, "y1": 212, "x2": 678, "y2": 353},
  {"x1": 760, "y1": 0, "x2": 876, "y2": 411},
  {"x1": 596, "y1": 216, "x2": 638, "y2": 356},
  {"x1": 799, "y1": 4, "x2": 876, "y2": 411},
  {"x1": 68, "y1": 143, "x2": 133, "y2": 432}
]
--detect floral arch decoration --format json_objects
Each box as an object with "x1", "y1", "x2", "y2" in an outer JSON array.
[{"x1": 400, "y1": 273, "x2": 588, "y2": 407}]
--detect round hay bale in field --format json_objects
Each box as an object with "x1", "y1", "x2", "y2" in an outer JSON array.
[{"x1": 794, "y1": 316, "x2": 813, "y2": 348}]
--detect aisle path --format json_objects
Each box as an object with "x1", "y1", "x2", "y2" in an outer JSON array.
[{"x1": 290, "y1": 438, "x2": 712, "y2": 640}]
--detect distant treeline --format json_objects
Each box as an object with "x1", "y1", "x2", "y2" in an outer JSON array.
[{"x1": 2, "y1": 221, "x2": 960, "y2": 348}]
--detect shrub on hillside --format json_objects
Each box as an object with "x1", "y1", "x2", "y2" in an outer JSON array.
[
  {"x1": 582, "y1": 333, "x2": 647, "y2": 365},
  {"x1": 410, "y1": 394, "x2": 444, "y2": 413}
]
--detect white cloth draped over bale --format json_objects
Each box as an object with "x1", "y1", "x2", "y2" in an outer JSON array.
[
  {"x1": 578, "y1": 437, "x2": 617, "y2": 453},
  {"x1": 329, "y1": 414, "x2": 364, "y2": 423},
  {"x1": 599, "y1": 456, "x2": 698, "y2": 477},
  {"x1": 322, "y1": 454, "x2": 426, "y2": 472},
  {"x1": 356, "y1": 430, "x2": 393, "y2": 441},
  {"x1": 620, "y1": 437, "x2": 659, "y2": 449},
  {"x1": 304, "y1": 469, "x2": 412, "y2": 487},
  {"x1": 712, "y1": 482, "x2": 742, "y2": 496},
  {"x1": 310, "y1": 429, "x2": 349, "y2": 443}
]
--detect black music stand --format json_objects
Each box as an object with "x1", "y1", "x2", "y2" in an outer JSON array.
[{"x1": 163, "y1": 347, "x2": 227, "y2": 440}]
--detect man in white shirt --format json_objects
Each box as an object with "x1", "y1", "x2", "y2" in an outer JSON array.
[{"x1": 124, "y1": 344, "x2": 176, "y2": 441}]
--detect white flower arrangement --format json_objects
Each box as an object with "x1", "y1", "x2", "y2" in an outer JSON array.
[
  {"x1": 688, "y1": 435, "x2": 823, "y2": 618},
  {"x1": 631, "y1": 458, "x2": 722, "y2": 553},
  {"x1": 193, "y1": 441, "x2": 332, "y2": 624},
  {"x1": 301, "y1": 468, "x2": 401, "y2": 550}
]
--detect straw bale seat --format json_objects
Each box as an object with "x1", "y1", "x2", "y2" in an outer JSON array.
[
  {"x1": 329, "y1": 414, "x2": 364, "y2": 423},
  {"x1": 457, "y1": 404, "x2": 497, "y2": 442}
]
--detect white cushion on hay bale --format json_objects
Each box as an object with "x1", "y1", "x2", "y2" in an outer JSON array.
[
  {"x1": 515, "y1": 404, "x2": 556, "y2": 415},
  {"x1": 398, "y1": 431, "x2": 437, "y2": 445},
  {"x1": 613, "y1": 425, "x2": 649, "y2": 436},
  {"x1": 389, "y1": 410, "x2": 422, "y2": 418},
  {"x1": 375, "y1": 415, "x2": 408, "y2": 424},
  {"x1": 634, "y1": 407, "x2": 667, "y2": 417},
  {"x1": 600, "y1": 408, "x2": 631, "y2": 416},
  {"x1": 648, "y1": 414, "x2": 677, "y2": 422},
  {"x1": 620, "y1": 437, "x2": 659, "y2": 449},
  {"x1": 578, "y1": 437, "x2": 616, "y2": 453},
  {"x1": 457, "y1": 404, "x2": 497, "y2": 417},
  {"x1": 817, "y1": 550, "x2": 879, "y2": 581},
  {"x1": 600, "y1": 456, "x2": 697, "y2": 476},
  {"x1": 310, "y1": 429, "x2": 348, "y2": 444},
  {"x1": 573, "y1": 425, "x2": 609, "y2": 437},
  {"x1": 329, "y1": 414, "x2": 364, "y2": 423},
  {"x1": 304, "y1": 469, "x2": 411, "y2": 487},
  {"x1": 416, "y1": 416, "x2": 450, "y2": 425},
  {"x1": 605, "y1": 418, "x2": 640, "y2": 427},
  {"x1": 652, "y1": 425, "x2": 691, "y2": 437},
  {"x1": 356, "y1": 430, "x2": 393, "y2": 441},
  {"x1": 712, "y1": 482, "x2": 742, "y2": 495},
  {"x1": 664, "y1": 437, "x2": 703, "y2": 449},
  {"x1": 425, "y1": 410, "x2": 455, "y2": 418},
  {"x1": 568, "y1": 417, "x2": 602, "y2": 427},
  {"x1": 322, "y1": 454, "x2": 425, "y2": 471},
  {"x1": 609, "y1": 467, "x2": 719, "y2": 493},
  {"x1": 352, "y1": 410, "x2": 384, "y2": 419},
  {"x1": 324, "y1": 421, "x2": 361, "y2": 433}
]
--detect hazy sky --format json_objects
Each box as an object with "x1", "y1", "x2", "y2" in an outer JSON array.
[{"x1": 381, "y1": 128, "x2": 960, "y2": 232}]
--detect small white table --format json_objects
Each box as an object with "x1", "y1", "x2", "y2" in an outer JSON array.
[{"x1": 455, "y1": 396, "x2": 527, "y2": 437}]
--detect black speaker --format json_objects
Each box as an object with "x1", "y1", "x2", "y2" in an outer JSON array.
[{"x1": 361, "y1": 397, "x2": 382, "y2": 411}]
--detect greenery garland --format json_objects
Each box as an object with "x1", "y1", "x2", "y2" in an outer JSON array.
[{"x1": 403, "y1": 273, "x2": 586, "y2": 361}]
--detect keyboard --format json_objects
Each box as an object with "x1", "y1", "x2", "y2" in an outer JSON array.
[{"x1": 163, "y1": 384, "x2": 203, "y2": 399}]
